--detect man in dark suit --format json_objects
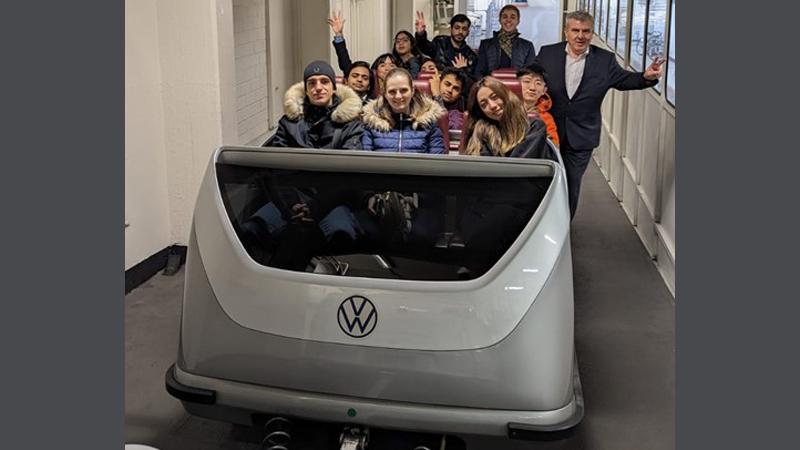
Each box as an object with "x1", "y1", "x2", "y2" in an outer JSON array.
[
  {"x1": 534, "y1": 11, "x2": 664, "y2": 218},
  {"x1": 475, "y1": 4, "x2": 537, "y2": 77}
]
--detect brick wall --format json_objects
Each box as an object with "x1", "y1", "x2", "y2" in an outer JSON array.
[{"x1": 233, "y1": 0, "x2": 268, "y2": 145}]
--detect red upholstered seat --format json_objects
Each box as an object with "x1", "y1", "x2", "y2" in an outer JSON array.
[
  {"x1": 412, "y1": 79, "x2": 450, "y2": 151},
  {"x1": 499, "y1": 79, "x2": 523, "y2": 101},
  {"x1": 372, "y1": 70, "x2": 382, "y2": 98},
  {"x1": 416, "y1": 72, "x2": 436, "y2": 81},
  {"x1": 490, "y1": 70, "x2": 518, "y2": 79},
  {"x1": 335, "y1": 75, "x2": 345, "y2": 85}
]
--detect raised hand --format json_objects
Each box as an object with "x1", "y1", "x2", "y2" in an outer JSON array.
[
  {"x1": 644, "y1": 55, "x2": 666, "y2": 80},
  {"x1": 327, "y1": 10, "x2": 345, "y2": 37},
  {"x1": 429, "y1": 73, "x2": 442, "y2": 97},
  {"x1": 452, "y1": 53, "x2": 468, "y2": 69},
  {"x1": 415, "y1": 10, "x2": 426, "y2": 34}
]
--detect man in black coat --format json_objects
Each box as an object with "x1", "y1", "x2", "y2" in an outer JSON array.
[
  {"x1": 414, "y1": 11, "x2": 478, "y2": 76},
  {"x1": 264, "y1": 60, "x2": 363, "y2": 149},
  {"x1": 534, "y1": 11, "x2": 664, "y2": 218},
  {"x1": 474, "y1": 4, "x2": 536, "y2": 77}
]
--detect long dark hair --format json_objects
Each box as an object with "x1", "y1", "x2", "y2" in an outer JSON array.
[
  {"x1": 459, "y1": 76, "x2": 528, "y2": 156},
  {"x1": 391, "y1": 30, "x2": 422, "y2": 60},
  {"x1": 345, "y1": 60, "x2": 376, "y2": 99},
  {"x1": 370, "y1": 53, "x2": 401, "y2": 77}
]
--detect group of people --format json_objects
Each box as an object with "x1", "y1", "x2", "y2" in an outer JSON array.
[{"x1": 264, "y1": 8, "x2": 665, "y2": 218}]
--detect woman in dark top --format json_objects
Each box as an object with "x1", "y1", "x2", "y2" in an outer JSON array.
[
  {"x1": 391, "y1": 30, "x2": 427, "y2": 79},
  {"x1": 459, "y1": 76, "x2": 554, "y2": 160}
]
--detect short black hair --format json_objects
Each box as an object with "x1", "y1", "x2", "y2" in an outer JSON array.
[
  {"x1": 516, "y1": 63, "x2": 547, "y2": 80},
  {"x1": 440, "y1": 67, "x2": 466, "y2": 87},
  {"x1": 450, "y1": 14, "x2": 471, "y2": 28},
  {"x1": 345, "y1": 60, "x2": 376, "y2": 97}
]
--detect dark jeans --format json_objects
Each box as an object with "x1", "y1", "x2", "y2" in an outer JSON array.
[{"x1": 560, "y1": 133, "x2": 594, "y2": 219}]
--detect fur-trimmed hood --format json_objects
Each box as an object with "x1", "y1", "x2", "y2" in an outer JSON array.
[
  {"x1": 361, "y1": 95, "x2": 445, "y2": 132},
  {"x1": 283, "y1": 82, "x2": 362, "y2": 123}
]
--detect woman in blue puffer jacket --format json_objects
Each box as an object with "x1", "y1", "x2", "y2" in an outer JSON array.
[{"x1": 361, "y1": 67, "x2": 446, "y2": 153}]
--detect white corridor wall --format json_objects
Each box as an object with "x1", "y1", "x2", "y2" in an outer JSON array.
[{"x1": 125, "y1": 0, "x2": 171, "y2": 270}]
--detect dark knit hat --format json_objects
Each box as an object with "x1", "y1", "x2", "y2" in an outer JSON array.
[{"x1": 303, "y1": 60, "x2": 336, "y2": 88}]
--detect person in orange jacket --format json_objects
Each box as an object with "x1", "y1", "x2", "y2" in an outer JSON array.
[{"x1": 517, "y1": 65, "x2": 559, "y2": 147}]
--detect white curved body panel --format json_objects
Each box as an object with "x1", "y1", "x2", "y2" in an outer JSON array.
[{"x1": 194, "y1": 147, "x2": 570, "y2": 350}]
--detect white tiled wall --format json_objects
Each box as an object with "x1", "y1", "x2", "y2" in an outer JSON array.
[{"x1": 233, "y1": 0, "x2": 268, "y2": 145}]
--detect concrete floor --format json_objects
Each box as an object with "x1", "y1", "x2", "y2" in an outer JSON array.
[{"x1": 125, "y1": 160, "x2": 675, "y2": 450}]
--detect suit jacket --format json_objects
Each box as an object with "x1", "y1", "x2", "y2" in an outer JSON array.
[
  {"x1": 534, "y1": 43, "x2": 657, "y2": 150},
  {"x1": 475, "y1": 33, "x2": 536, "y2": 77}
]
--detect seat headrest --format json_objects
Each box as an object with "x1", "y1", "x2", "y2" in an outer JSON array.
[
  {"x1": 412, "y1": 79, "x2": 432, "y2": 96},
  {"x1": 499, "y1": 79, "x2": 523, "y2": 101}
]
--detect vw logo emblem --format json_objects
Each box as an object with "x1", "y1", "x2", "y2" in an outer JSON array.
[{"x1": 338, "y1": 296, "x2": 377, "y2": 338}]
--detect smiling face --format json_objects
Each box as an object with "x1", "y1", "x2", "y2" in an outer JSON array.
[
  {"x1": 439, "y1": 74, "x2": 463, "y2": 104},
  {"x1": 564, "y1": 18, "x2": 594, "y2": 55},
  {"x1": 450, "y1": 20, "x2": 470, "y2": 44},
  {"x1": 477, "y1": 86, "x2": 504, "y2": 121},
  {"x1": 499, "y1": 8, "x2": 520, "y2": 33},
  {"x1": 421, "y1": 60, "x2": 437, "y2": 73},
  {"x1": 518, "y1": 74, "x2": 546, "y2": 105},
  {"x1": 346, "y1": 66, "x2": 370, "y2": 93},
  {"x1": 305, "y1": 74, "x2": 334, "y2": 106},
  {"x1": 376, "y1": 57, "x2": 396, "y2": 81},
  {"x1": 394, "y1": 33, "x2": 412, "y2": 56},
  {"x1": 384, "y1": 74, "x2": 414, "y2": 114}
]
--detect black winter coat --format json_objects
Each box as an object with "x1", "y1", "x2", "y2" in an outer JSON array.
[{"x1": 264, "y1": 83, "x2": 364, "y2": 149}]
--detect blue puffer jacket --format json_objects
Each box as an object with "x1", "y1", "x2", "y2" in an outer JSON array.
[{"x1": 361, "y1": 95, "x2": 446, "y2": 154}]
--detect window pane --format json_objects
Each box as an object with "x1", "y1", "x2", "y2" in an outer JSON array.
[
  {"x1": 601, "y1": 0, "x2": 609, "y2": 39},
  {"x1": 646, "y1": 0, "x2": 668, "y2": 92},
  {"x1": 465, "y1": 0, "x2": 559, "y2": 55},
  {"x1": 607, "y1": 0, "x2": 618, "y2": 50},
  {"x1": 667, "y1": 0, "x2": 676, "y2": 105},
  {"x1": 216, "y1": 164, "x2": 553, "y2": 281},
  {"x1": 596, "y1": 0, "x2": 605, "y2": 36},
  {"x1": 630, "y1": 0, "x2": 647, "y2": 71},
  {"x1": 616, "y1": 0, "x2": 628, "y2": 58}
]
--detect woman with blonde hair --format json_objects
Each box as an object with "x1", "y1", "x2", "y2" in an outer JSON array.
[
  {"x1": 361, "y1": 67, "x2": 445, "y2": 153},
  {"x1": 459, "y1": 76, "x2": 555, "y2": 160}
]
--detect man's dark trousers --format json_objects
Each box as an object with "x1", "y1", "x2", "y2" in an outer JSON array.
[{"x1": 560, "y1": 132, "x2": 594, "y2": 219}]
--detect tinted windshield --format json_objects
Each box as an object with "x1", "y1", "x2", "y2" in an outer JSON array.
[{"x1": 216, "y1": 163, "x2": 552, "y2": 281}]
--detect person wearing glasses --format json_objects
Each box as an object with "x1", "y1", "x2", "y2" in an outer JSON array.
[
  {"x1": 328, "y1": 11, "x2": 426, "y2": 79},
  {"x1": 391, "y1": 30, "x2": 426, "y2": 79}
]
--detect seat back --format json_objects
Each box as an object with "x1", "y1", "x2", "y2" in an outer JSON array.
[
  {"x1": 491, "y1": 68, "x2": 517, "y2": 76},
  {"x1": 416, "y1": 72, "x2": 436, "y2": 81},
  {"x1": 372, "y1": 70, "x2": 382, "y2": 98},
  {"x1": 412, "y1": 79, "x2": 450, "y2": 151},
  {"x1": 498, "y1": 79, "x2": 523, "y2": 101},
  {"x1": 336, "y1": 75, "x2": 345, "y2": 85}
]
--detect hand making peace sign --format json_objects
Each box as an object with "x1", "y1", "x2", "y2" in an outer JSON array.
[{"x1": 415, "y1": 11, "x2": 426, "y2": 34}]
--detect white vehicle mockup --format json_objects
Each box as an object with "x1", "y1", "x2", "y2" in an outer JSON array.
[{"x1": 165, "y1": 145, "x2": 583, "y2": 442}]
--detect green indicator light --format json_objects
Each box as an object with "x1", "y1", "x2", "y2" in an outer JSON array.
[{"x1": 347, "y1": 408, "x2": 357, "y2": 417}]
